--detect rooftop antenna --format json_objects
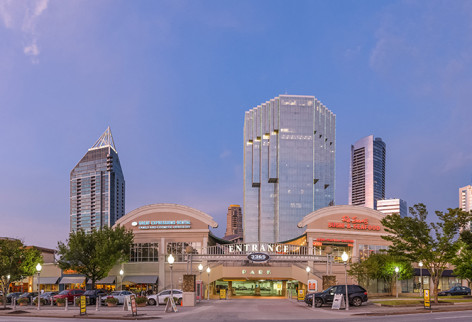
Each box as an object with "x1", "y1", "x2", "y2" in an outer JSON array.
[{"x1": 89, "y1": 126, "x2": 117, "y2": 152}]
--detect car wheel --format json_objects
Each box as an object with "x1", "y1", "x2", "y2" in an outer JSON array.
[
  {"x1": 315, "y1": 298, "x2": 323, "y2": 307},
  {"x1": 148, "y1": 298, "x2": 156, "y2": 306},
  {"x1": 176, "y1": 298, "x2": 181, "y2": 305},
  {"x1": 351, "y1": 297, "x2": 362, "y2": 307}
]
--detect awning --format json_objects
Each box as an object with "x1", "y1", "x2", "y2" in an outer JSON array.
[
  {"x1": 33, "y1": 277, "x2": 60, "y2": 284},
  {"x1": 122, "y1": 275, "x2": 158, "y2": 284},
  {"x1": 87, "y1": 276, "x2": 116, "y2": 284},
  {"x1": 414, "y1": 268, "x2": 456, "y2": 277},
  {"x1": 59, "y1": 276, "x2": 86, "y2": 284}
]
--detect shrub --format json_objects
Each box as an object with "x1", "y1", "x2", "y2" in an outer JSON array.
[
  {"x1": 17, "y1": 297, "x2": 30, "y2": 304},
  {"x1": 135, "y1": 296, "x2": 147, "y2": 304},
  {"x1": 74, "y1": 297, "x2": 82, "y2": 306},
  {"x1": 56, "y1": 297, "x2": 66, "y2": 304},
  {"x1": 105, "y1": 297, "x2": 118, "y2": 304},
  {"x1": 33, "y1": 298, "x2": 47, "y2": 305}
]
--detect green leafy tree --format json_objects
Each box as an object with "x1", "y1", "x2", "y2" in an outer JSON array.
[
  {"x1": 453, "y1": 230, "x2": 472, "y2": 285},
  {"x1": 348, "y1": 252, "x2": 413, "y2": 295},
  {"x1": 56, "y1": 225, "x2": 134, "y2": 289},
  {"x1": 381, "y1": 204, "x2": 470, "y2": 303},
  {"x1": 0, "y1": 239, "x2": 42, "y2": 309}
]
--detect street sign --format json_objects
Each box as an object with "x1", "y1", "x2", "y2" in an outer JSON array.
[
  {"x1": 130, "y1": 294, "x2": 137, "y2": 316},
  {"x1": 308, "y1": 279, "x2": 318, "y2": 292},
  {"x1": 220, "y1": 289, "x2": 226, "y2": 300},
  {"x1": 80, "y1": 295, "x2": 86, "y2": 315},
  {"x1": 297, "y1": 289, "x2": 305, "y2": 301},
  {"x1": 332, "y1": 294, "x2": 345, "y2": 310},
  {"x1": 423, "y1": 289, "x2": 431, "y2": 309}
]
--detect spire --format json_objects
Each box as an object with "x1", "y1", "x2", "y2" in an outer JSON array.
[{"x1": 89, "y1": 126, "x2": 117, "y2": 152}]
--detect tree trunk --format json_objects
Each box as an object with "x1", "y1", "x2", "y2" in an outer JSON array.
[{"x1": 432, "y1": 275, "x2": 440, "y2": 304}]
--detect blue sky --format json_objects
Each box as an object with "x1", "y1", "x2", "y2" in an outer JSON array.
[{"x1": 1, "y1": 0, "x2": 472, "y2": 248}]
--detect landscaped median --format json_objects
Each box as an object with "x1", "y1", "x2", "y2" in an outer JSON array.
[{"x1": 371, "y1": 295, "x2": 472, "y2": 307}]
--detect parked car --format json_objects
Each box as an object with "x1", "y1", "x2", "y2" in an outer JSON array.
[
  {"x1": 101, "y1": 291, "x2": 134, "y2": 305},
  {"x1": 147, "y1": 289, "x2": 183, "y2": 305},
  {"x1": 33, "y1": 292, "x2": 58, "y2": 305},
  {"x1": 52, "y1": 289, "x2": 85, "y2": 304},
  {"x1": 18, "y1": 292, "x2": 38, "y2": 303},
  {"x1": 6, "y1": 292, "x2": 22, "y2": 304},
  {"x1": 84, "y1": 290, "x2": 108, "y2": 304},
  {"x1": 304, "y1": 285, "x2": 368, "y2": 307},
  {"x1": 438, "y1": 286, "x2": 471, "y2": 296}
]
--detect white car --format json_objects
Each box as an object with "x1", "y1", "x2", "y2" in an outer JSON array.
[
  {"x1": 101, "y1": 291, "x2": 134, "y2": 305},
  {"x1": 147, "y1": 289, "x2": 182, "y2": 305}
]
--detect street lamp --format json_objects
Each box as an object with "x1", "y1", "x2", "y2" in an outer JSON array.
[
  {"x1": 341, "y1": 252, "x2": 349, "y2": 311},
  {"x1": 198, "y1": 264, "x2": 203, "y2": 301},
  {"x1": 168, "y1": 254, "x2": 175, "y2": 304},
  {"x1": 395, "y1": 266, "x2": 399, "y2": 298},
  {"x1": 206, "y1": 267, "x2": 211, "y2": 301},
  {"x1": 119, "y1": 269, "x2": 124, "y2": 291},
  {"x1": 418, "y1": 262, "x2": 423, "y2": 296},
  {"x1": 36, "y1": 263, "x2": 42, "y2": 310}
]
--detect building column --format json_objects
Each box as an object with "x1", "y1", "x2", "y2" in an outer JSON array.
[{"x1": 159, "y1": 237, "x2": 166, "y2": 291}]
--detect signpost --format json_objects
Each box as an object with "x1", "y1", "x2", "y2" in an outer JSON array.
[
  {"x1": 219, "y1": 289, "x2": 226, "y2": 300},
  {"x1": 79, "y1": 295, "x2": 86, "y2": 316},
  {"x1": 423, "y1": 289, "x2": 431, "y2": 310},
  {"x1": 130, "y1": 294, "x2": 137, "y2": 317},
  {"x1": 331, "y1": 294, "x2": 345, "y2": 310},
  {"x1": 297, "y1": 289, "x2": 305, "y2": 301}
]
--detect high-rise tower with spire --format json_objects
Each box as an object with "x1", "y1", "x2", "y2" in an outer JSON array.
[{"x1": 70, "y1": 127, "x2": 125, "y2": 233}]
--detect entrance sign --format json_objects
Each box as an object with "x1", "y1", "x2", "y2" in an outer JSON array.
[
  {"x1": 247, "y1": 253, "x2": 270, "y2": 262},
  {"x1": 308, "y1": 280, "x2": 318, "y2": 292},
  {"x1": 80, "y1": 295, "x2": 86, "y2": 315},
  {"x1": 423, "y1": 289, "x2": 431, "y2": 309},
  {"x1": 219, "y1": 289, "x2": 226, "y2": 300},
  {"x1": 297, "y1": 289, "x2": 305, "y2": 301},
  {"x1": 331, "y1": 294, "x2": 344, "y2": 310}
]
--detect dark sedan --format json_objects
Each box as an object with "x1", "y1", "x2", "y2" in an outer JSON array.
[
  {"x1": 6, "y1": 292, "x2": 22, "y2": 304},
  {"x1": 83, "y1": 289, "x2": 108, "y2": 304},
  {"x1": 304, "y1": 284, "x2": 368, "y2": 307},
  {"x1": 438, "y1": 286, "x2": 471, "y2": 296}
]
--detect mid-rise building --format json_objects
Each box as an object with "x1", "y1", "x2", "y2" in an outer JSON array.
[
  {"x1": 223, "y1": 205, "x2": 243, "y2": 243},
  {"x1": 243, "y1": 94, "x2": 336, "y2": 243},
  {"x1": 376, "y1": 198, "x2": 407, "y2": 217},
  {"x1": 349, "y1": 135, "x2": 386, "y2": 209},
  {"x1": 70, "y1": 127, "x2": 125, "y2": 233},
  {"x1": 459, "y1": 185, "x2": 472, "y2": 213}
]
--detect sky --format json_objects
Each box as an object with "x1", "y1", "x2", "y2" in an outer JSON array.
[{"x1": 1, "y1": 0, "x2": 472, "y2": 249}]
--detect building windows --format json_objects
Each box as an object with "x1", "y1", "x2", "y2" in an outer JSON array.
[
  {"x1": 166, "y1": 242, "x2": 201, "y2": 262},
  {"x1": 130, "y1": 243, "x2": 159, "y2": 262}
]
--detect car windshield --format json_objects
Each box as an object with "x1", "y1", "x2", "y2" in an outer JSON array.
[
  {"x1": 58, "y1": 290, "x2": 69, "y2": 295},
  {"x1": 84, "y1": 291, "x2": 95, "y2": 295},
  {"x1": 110, "y1": 292, "x2": 121, "y2": 296}
]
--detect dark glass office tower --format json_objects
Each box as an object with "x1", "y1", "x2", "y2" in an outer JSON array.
[{"x1": 70, "y1": 127, "x2": 125, "y2": 233}]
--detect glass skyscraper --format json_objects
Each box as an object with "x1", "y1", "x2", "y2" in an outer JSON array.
[
  {"x1": 70, "y1": 127, "x2": 125, "y2": 233},
  {"x1": 349, "y1": 135, "x2": 386, "y2": 209},
  {"x1": 243, "y1": 95, "x2": 336, "y2": 243}
]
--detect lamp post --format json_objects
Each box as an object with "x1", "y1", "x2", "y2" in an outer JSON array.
[
  {"x1": 206, "y1": 267, "x2": 211, "y2": 301},
  {"x1": 395, "y1": 266, "x2": 399, "y2": 298},
  {"x1": 7, "y1": 275, "x2": 10, "y2": 293},
  {"x1": 341, "y1": 252, "x2": 349, "y2": 311},
  {"x1": 419, "y1": 262, "x2": 423, "y2": 297},
  {"x1": 36, "y1": 263, "x2": 42, "y2": 310},
  {"x1": 198, "y1": 264, "x2": 203, "y2": 301},
  {"x1": 168, "y1": 254, "x2": 175, "y2": 303},
  {"x1": 119, "y1": 269, "x2": 124, "y2": 291}
]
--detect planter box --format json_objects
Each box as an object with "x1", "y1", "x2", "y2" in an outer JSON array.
[
  {"x1": 57, "y1": 302, "x2": 65, "y2": 307},
  {"x1": 106, "y1": 302, "x2": 117, "y2": 307},
  {"x1": 137, "y1": 302, "x2": 147, "y2": 307}
]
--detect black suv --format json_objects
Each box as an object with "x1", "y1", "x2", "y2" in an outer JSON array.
[
  {"x1": 304, "y1": 285, "x2": 368, "y2": 307},
  {"x1": 83, "y1": 290, "x2": 108, "y2": 304}
]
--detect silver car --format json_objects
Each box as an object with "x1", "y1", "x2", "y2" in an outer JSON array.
[{"x1": 101, "y1": 291, "x2": 134, "y2": 305}]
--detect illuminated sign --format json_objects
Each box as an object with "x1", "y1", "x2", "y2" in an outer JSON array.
[
  {"x1": 229, "y1": 244, "x2": 290, "y2": 253},
  {"x1": 328, "y1": 216, "x2": 381, "y2": 231},
  {"x1": 315, "y1": 238, "x2": 354, "y2": 243},
  {"x1": 247, "y1": 253, "x2": 270, "y2": 262},
  {"x1": 242, "y1": 269, "x2": 271, "y2": 275},
  {"x1": 132, "y1": 220, "x2": 191, "y2": 230}
]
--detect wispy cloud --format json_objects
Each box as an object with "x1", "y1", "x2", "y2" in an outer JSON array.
[
  {"x1": 219, "y1": 149, "x2": 231, "y2": 159},
  {"x1": 0, "y1": 0, "x2": 49, "y2": 63}
]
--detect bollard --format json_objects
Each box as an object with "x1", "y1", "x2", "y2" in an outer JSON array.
[
  {"x1": 13, "y1": 297, "x2": 16, "y2": 310},
  {"x1": 65, "y1": 299, "x2": 68, "y2": 311},
  {"x1": 312, "y1": 295, "x2": 315, "y2": 309},
  {"x1": 96, "y1": 296, "x2": 100, "y2": 311},
  {"x1": 51, "y1": 297, "x2": 53, "y2": 306},
  {"x1": 74, "y1": 297, "x2": 76, "y2": 307}
]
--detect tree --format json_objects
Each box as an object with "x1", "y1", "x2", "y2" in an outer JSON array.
[
  {"x1": 0, "y1": 239, "x2": 42, "y2": 309},
  {"x1": 56, "y1": 226, "x2": 134, "y2": 289},
  {"x1": 381, "y1": 204, "x2": 470, "y2": 303},
  {"x1": 453, "y1": 230, "x2": 472, "y2": 285},
  {"x1": 348, "y1": 252, "x2": 413, "y2": 295}
]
